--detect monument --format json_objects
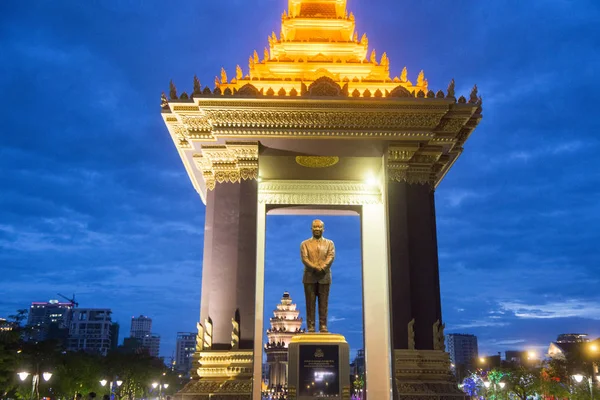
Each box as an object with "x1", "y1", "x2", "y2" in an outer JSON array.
[
  {"x1": 162, "y1": 0, "x2": 483, "y2": 399},
  {"x1": 264, "y1": 292, "x2": 303, "y2": 394}
]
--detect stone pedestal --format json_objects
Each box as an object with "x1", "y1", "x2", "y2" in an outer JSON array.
[
  {"x1": 394, "y1": 350, "x2": 465, "y2": 400},
  {"x1": 288, "y1": 333, "x2": 350, "y2": 400}
]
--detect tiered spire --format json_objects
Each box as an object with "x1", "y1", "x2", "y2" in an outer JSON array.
[
  {"x1": 265, "y1": 292, "x2": 303, "y2": 349},
  {"x1": 215, "y1": 0, "x2": 428, "y2": 97}
]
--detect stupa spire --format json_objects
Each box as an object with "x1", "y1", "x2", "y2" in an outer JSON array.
[{"x1": 214, "y1": 0, "x2": 430, "y2": 97}]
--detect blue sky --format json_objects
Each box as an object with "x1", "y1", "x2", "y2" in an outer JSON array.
[{"x1": 1, "y1": 0, "x2": 599, "y2": 362}]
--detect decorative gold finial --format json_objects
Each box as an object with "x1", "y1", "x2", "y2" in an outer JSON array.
[
  {"x1": 160, "y1": 92, "x2": 168, "y2": 108},
  {"x1": 248, "y1": 56, "x2": 254, "y2": 69},
  {"x1": 253, "y1": 50, "x2": 259, "y2": 64},
  {"x1": 417, "y1": 70, "x2": 425, "y2": 86},
  {"x1": 236, "y1": 65, "x2": 243, "y2": 80},
  {"x1": 282, "y1": 10, "x2": 287, "y2": 19},
  {"x1": 447, "y1": 79, "x2": 456, "y2": 98},
  {"x1": 169, "y1": 80, "x2": 178, "y2": 100},
  {"x1": 400, "y1": 67, "x2": 408, "y2": 82},
  {"x1": 360, "y1": 33, "x2": 368, "y2": 46},
  {"x1": 380, "y1": 52, "x2": 389, "y2": 68},
  {"x1": 221, "y1": 68, "x2": 228, "y2": 84},
  {"x1": 193, "y1": 75, "x2": 201, "y2": 95},
  {"x1": 353, "y1": 31, "x2": 358, "y2": 42},
  {"x1": 349, "y1": 11, "x2": 355, "y2": 21},
  {"x1": 263, "y1": 47, "x2": 270, "y2": 62},
  {"x1": 469, "y1": 85, "x2": 479, "y2": 103},
  {"x1": 214, "y1": 76, "x2": 220, "y2": 88},
  {"x1": 271, "y1": 31, "x2": 277, "y2": 43},
  {"x1": 370, "y1": 49, "x2": 377, "y2": 64}
]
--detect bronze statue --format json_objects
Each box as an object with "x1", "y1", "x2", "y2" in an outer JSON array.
[{"x1": 300, "y1": 219, "x2": 335, "y2": 332}]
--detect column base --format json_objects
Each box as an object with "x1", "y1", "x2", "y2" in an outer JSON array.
[
  {"x1": 174, "y1": 350, "x2": 253, "y2": 400},
  {"x1": 394, "y1": 350, "x2": 465, "y2": 400}
]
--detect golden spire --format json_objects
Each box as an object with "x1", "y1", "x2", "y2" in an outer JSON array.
[{"x1": 215, "y1": 0, "x2": 429, "y2": 97}]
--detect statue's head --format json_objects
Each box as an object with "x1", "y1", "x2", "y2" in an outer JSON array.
[{"x1": 311, "y1": 219, "x2": 324, "y2": 239}]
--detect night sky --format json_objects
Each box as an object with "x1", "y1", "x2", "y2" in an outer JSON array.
[{"x1": 1, "y1": 0, "x2": 599, "y2": 361}]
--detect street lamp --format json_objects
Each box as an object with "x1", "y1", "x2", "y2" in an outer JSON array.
[
  {"x1": 17, "y1": 370, "x2": 52, "y2": 400},
  {"x1": 572, "y1": 373, "x2": 593, "y2": 400},
  {"x1": 100, "y1": 378, "x2": 123, "y2": 398},
  {"x1": 151, "y1": 382, "x2": 169, "y2": 399}
]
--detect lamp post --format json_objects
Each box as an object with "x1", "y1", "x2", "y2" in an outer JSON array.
[
  {"x1": 151, "y1": 382, "x2": 169, "y2": 400},
  {"x1": 483, "y1": 380, "x2": 505, "y2": 399},
  {"x1": 100, "y1": 379, "x2": 123, "y2": 399},
  {"x1": 17, "y1": 370, "x2": 52, "y2": 400},
  {"x1": 573, "y1": 374, "x2": 594, "y2": 400}
]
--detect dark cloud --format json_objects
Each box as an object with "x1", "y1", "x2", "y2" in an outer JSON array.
[{"x1": 1, "y1": 0, "x2": 599, "y2": 360}]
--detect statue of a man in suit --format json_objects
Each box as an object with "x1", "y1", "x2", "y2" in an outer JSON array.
[{"x1": 300, "y1": 219, "x2": 335, "y2": 332}]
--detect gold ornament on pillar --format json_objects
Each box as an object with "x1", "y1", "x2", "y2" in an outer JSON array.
[
  {"x1": 408, "y1": 318, "x2": 415, "y2": 350},
  {"x1": 433, "y1": 320, "x2": 446, "y2": 351},
  {"x1": 196, "y1": 322, "x2": 205, "y2": 351},
  {"x1": 203, "y1": 317, "x2": 213, "y2": 350},
  {"x1": 231, "y1": 310, "x2": 240, "y2": 350}
]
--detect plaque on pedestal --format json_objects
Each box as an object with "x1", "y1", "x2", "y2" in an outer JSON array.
[{"x1": 288, "y1": 333, "x2": 350, "y2": 400}]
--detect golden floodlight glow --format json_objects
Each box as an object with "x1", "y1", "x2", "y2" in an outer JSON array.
[{"x1": 215, "y1": 0, "x2": 429, "y2": 97}]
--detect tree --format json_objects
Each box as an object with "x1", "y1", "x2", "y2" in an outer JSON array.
[{"x1": 500, "y1": 365, "x2": 540, "y2": 400}]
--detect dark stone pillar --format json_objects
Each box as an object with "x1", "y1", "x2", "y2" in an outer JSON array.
[
  {"x1": 199, "y1": 180, "x2": 258, "y2": 350},
  {"x1": 387, "y1": 182, "x2": 442, "y2": 350}
]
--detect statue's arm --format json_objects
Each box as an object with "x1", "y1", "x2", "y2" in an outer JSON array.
[
  {"x1": 301, "y1": 242, "x2": 318, "y2": 270},
  {"x1": 322, "y1": 241, "x2": 336, "y2": 270}
]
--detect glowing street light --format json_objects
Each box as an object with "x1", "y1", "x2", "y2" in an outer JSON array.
[
  {"x1": 18, "y1": 372, "x2": 30, "y2": 381},
  {"x1": 152, "y1": 382, "x2": 159, "y2": 389},
  {"x1": 100, "y1": 380, "x2": 108, "y2": 387},
  {"x1": 483, "y1": 381, "x2": 491, "y2": 388},
  {"x1": 499, "y1": 382, "x2": 506, "y2": 389},
  {"x1": 116, "y1": 380, "x2": 123, "y2": 387},
  {"x1": 573, "y1": 374, "x2": 584, "y2": 383},
  {"x1": 42, "y1": 373, "x2": 52, "y2": 382}
]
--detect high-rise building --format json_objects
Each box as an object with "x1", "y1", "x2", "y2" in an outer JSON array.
[
  {"x1": 142, "y1": 335, "x2": 161, "y2": 358},
  {"x1": 446, "y1": 333, "x2": 478, "y2": 376},
  {"x1": 128, "y1": 315, "x2": 160, "y2": 357},
  {"x1": 264, "y1": 292, "x2": 303, "y2": 392},
  {"x1": 110, "y1": 322, "x2": 120, "y2": 352},
  {"x1": 175, "y1": 332, "x2": 196, "y2": 376},
  {"x1": 68, "y1": 308, "x2": 114, "y2": 356},
  {"x1": 130, "y1": 315, "x2": 152, "y2": 338},
  {"x1": 350, "y1": 349, "x2": 365, "y2": 377},
  {"x1": 26, "y1": 300, "x2": 73, "y2": 342}
]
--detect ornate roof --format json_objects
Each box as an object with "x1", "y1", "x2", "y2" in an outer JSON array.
[{"x1": 171, "y1": 0, "x2": 436, "y2": 99}]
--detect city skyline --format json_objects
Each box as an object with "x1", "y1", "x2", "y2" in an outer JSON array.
[{"x1": 1, "y1": 0, "x2": 599, "y2": 360}]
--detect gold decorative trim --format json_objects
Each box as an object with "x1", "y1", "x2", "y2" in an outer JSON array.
[
  {"x1": 258, "y1": 180, "x2": 382, "y2": 205},
  {"x1": 290, "y1": 332, "x2": 347, "y2": 344},
  {"x1": 196, "y1": 350, "x2": 253, "y2": 379},
  {"x1": 393, "y1": 350, "x2": 465, "y2": 399},
  {"x1": 387, "y1": 143, "x2": 444, "y2": 187},
  {"x1": 295, "y1": 156, "x2": 339, "y2": 168},
  {"x1": 193, "y1": 142, "x2": 259, "y2": 190}
]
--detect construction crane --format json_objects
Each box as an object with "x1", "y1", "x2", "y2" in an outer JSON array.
[{"x1": 57, "y1": 293, "x2": 79, "y2": 308}]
